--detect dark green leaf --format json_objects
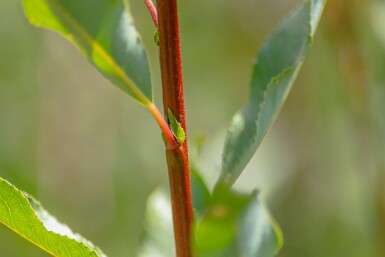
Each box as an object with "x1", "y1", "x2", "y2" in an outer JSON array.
[
  {"x1": 138, "y1": 179, "x2": 281, "y2": 257},
  {"x1": 195, "y1": 185, "x2": 251, "y2": 256},
  {"x1": 0, "y1": 177, "x2": 107, "y2": 257},
  {"x1": 195, "y1": 184, "x2": 282, "y2": 257},
  {"x1": 221, "y1": 0, "x2": 326, "y2": 186},
  {"x1": 23, "y1": 0, "x2": 152, "y2": 105},
  {"x1": 191, "y1": 166, "x2": 211, "y2": 220}
]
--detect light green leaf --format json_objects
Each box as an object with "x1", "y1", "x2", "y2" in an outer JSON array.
[
  {"x1": 0, "y1": 177, "x2": 107, "y2": 257},
  {"x1": 168, "y1": 109, "x2": 186, "y2": 144},
  {"x1": 136, "y1": 188, "x2": 175, "y2": 257},
  {"x1": 195, "y1": 184, "x2": 282, "y2": 257},
  {"x1": 154, "y1": 28, "x2": 160, "y2": 46},
  {"x1": 221, "y1": 0, "x2": 326, "y2": 186},
  {"x1": 23, "y1": 0, "x2": 152, "y2": 105}
]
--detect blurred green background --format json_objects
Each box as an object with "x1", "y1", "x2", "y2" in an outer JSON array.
[{"x1": 1, "y1": 0, "x2": 385, "y2": 256}]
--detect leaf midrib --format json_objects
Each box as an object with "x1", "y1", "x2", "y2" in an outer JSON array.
[
  {"x1": 0, "y1": 179, "x2": 95, "y2": 257},
  {"x1": 222, "y1": 3, "x2": 315, "y2": 184},
  {"x1": 0, "y1": 181, "x2": 61, "y2": 257}
]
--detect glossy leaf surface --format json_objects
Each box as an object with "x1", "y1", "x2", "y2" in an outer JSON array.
[
  {"x1": 0, "y1": 177, "x2": 107, "y2": 257},
  {"x1": 23, "y1": 0, "x2": 152, "y2": 105},
  {"x1": 221, "y1": 0, "x2": 326, "y2": 185}
]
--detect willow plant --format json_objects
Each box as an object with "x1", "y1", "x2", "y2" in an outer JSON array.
[{"x1": 0, "y1": 0, "x2": 326, "y2": 256}]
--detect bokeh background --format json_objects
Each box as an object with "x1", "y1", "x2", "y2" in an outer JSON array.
[{"x1": 1, "y1": 0, "x2": 385, "y2": 256}]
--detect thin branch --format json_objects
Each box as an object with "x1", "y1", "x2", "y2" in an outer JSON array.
[{"x1": 156, "y1": 0, "x2": 194, "y2": 256}]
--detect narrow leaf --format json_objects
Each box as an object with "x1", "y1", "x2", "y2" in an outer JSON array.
[
  {"x1": 0, "y1": 177, "x2": 107, "y2": 257},
  {"x1": 168, "y1": 109, "x2": 186, "y2": 144},
  {"x1": 221, "y1": 0, "x2": 326, "y2": 186},
  {"x1": 23, "y1": 0, "x2": 152, "y2": 105},
  {"x1": 195, "y1": 184, "x2": 282, "y2": 257}
]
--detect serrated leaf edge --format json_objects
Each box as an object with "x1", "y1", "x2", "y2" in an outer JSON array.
[
  {"x1": 221, "y1": 0, "x2": 325, "y2": 186},
  {"x1": 0, "y1": 177, "x2": 106, "y2": 257}
]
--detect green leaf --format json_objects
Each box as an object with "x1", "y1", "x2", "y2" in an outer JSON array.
[
  {"x1": 0, "y1": 177, "x2": 107, "y2": 257},
  {"x1": 137, "y1": 188, "x2": 175, "y2": 257},
  {"x1": 191, "y1": 166, "x2": 211, "y2": 220},
  {"x1": 221, "y1": 0, "x2": 326, "y2": 186},
  {"x1": 168, "y1": 109, "x2": 186, "y2": 144},
  {"x1": 195, "y1": 184, "x2": 283, "y2": 257},
  {"x1": 138, "y1": 179, "x2": 281, "y2": 257},
  {"x1": 23, "y1": 0, "x2": 152, "y2": 105}
]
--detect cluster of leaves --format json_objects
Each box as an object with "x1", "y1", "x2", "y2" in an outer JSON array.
[{"x1": 0, "y1": 0, "x2": 325, "y2": 256}]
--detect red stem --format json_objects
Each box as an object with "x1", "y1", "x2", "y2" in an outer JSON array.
[
  {"x1": 156, "y1": 0, "x2": 194, "y2": 256},
  {"x1": 144, "y1": 0, "x2": 158, "y2": 27}
]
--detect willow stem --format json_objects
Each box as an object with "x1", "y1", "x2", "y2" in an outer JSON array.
[{"x1": 156, "y1": 0, "x2": 194, "y2": 256}]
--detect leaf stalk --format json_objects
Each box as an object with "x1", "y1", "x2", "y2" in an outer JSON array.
[
  {"x1": 148, "y1": 103, "x2": 179, "y2": 149},
  {"x1": 144, "y1": 0, "x2": 159, "y2": 27}
]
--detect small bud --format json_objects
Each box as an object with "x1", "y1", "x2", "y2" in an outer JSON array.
[{"x1": 154, "y1": 28, "x2": 160, "y2": 46}]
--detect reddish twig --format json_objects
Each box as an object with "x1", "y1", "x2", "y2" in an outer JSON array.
[
  {"x1": 156, "y1": 0, "x2": 194, "y2": 256},
  {"x1": 144, "y1": 0, "x2": 158, "y2": 27}
]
